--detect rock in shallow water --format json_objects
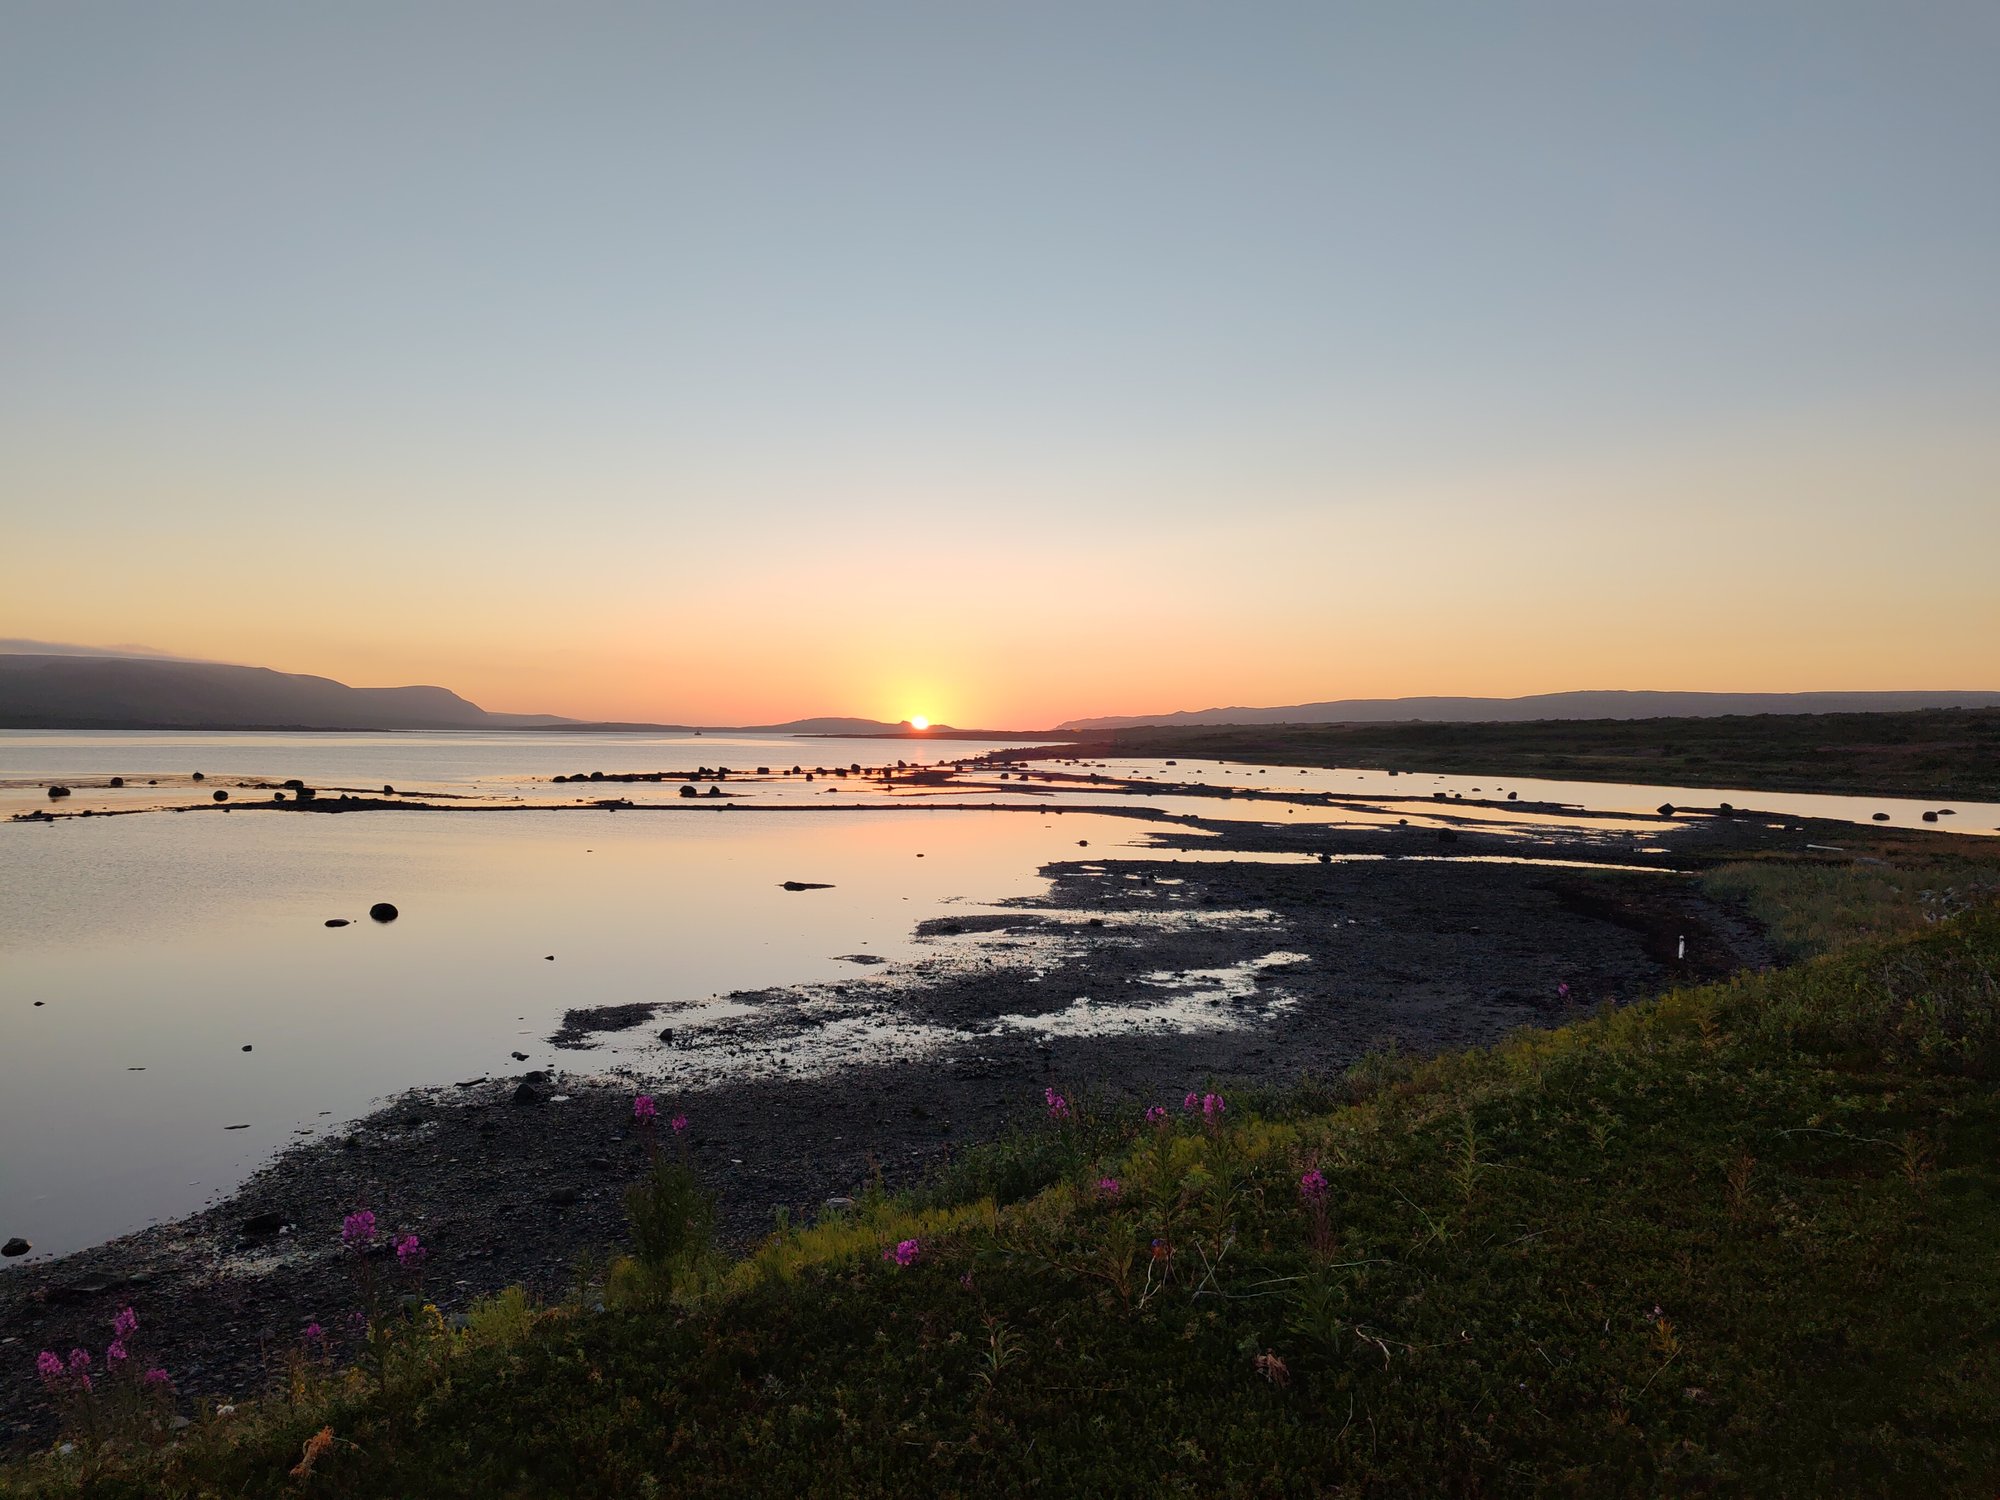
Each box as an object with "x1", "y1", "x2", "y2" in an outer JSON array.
[
  {"x1": 369, "y1": 902, "x2": 399, "y2": 922},
  {"x1": 2, "y1": 1237, "x2": 29, "y2": 1257}
]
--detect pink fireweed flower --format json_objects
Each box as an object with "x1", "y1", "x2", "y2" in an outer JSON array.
[
  {"x1": 1557, "y1": 982, "x2": 1570, "y2": 1000},
  {"x1": 303, "y1": 1323, "x2": 324, "y2": 1342},
  {"x1": 1299, "y1": 1169, "x2": 1329, "y2": 1204},
  {"x1": 67, "y1": 1349, "x2": 90, "y2": 1375},
  {"x1": 1044, "y1": 1087, "x2": 1071, "y2": 1122},
  {"x1": 142, "y1": 1368, "x2": 171, "y2": 1387},
  {"x1": 394, "y1": 1234, "x2": 424, "y2": 1265},
  {"x1": 1183, "y1": 1092, "x2": 1199, "y2": 1112},
  {"x1": 670, "y1": 1114, "x2": 688, "y2": 1134},
  {"x1": 882, "y1": 1238, "x2": 920, "y2": 1267},
  {"x1": 632, "y1": 1094, "x2": 657, "y2": 1123},
  {"x1": 106, "y1": 1341, "x2": 128, "y2": 1365},
  {"x1": 35, "y1": 1351, "x2": 62, "y2": 1382},
  {"x1": 1202, "y1": 1092, "x2": 1226, "y2": 1121},
  {"x1": 1144, "y1": 1104, "x2": 1168, "y2": 1125},
  {"x1": 1096, "y1": 1177, "x2": 1122, "y2": 1198},
  {"x1": 111, "y1": 1306, "x2": 138, "y2": 1339},
  {"x1": 340, "y1": 1209, "x2": 376, "y2": 1248}
]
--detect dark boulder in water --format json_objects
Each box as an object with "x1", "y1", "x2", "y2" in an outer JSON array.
[
  {"x1": 109, "y1": 776, "x2": 124, "y2": 788},
  {"x1": 47, "y1": 785, "x2": 70, "y2": 799},
  {"x1": 1922, "y1": 811, "x2": 1939, "y2": 822},
  {"x1": 781, "y1": 880, "x2": 833, "y2": 891},
  {"x1": 212, "y1": 789, "x2": 229, "y2": 802},
  {"x1": 1657, "y1": 804, "x2": 1676, "y2": 817},
  {"x1": 1873, "y1": 812, "x2": 1891, "y2": 821},
  {"x1": 679, "y1": 784, "x2": 698, "y2": 798},
  {"x1": 325, "y1": 918, "x2": 350, "y2": 927},
  {"x1": 192, "y1": 772, "x2": 205, "y2": 782},
  {"x1": 369, "y1": 902, "x2": 399, "y2": 923},
  {"x1": 512, "y1": 1082, "x2": 544, "y2": 1106},
  {"x1": 2, "y1": 1237, "x2": 28, "y2": 1257}
]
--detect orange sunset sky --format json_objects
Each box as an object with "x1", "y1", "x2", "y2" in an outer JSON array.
[{"x1": 4, "y1": 7, "x2": 1997, "y2": 728}]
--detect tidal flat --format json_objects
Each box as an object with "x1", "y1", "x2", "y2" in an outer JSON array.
[{"x1": 1, "y1": 729, "x2": 1988, "y2": 1445}]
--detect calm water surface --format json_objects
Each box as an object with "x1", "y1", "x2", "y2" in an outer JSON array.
[{"x1": 2, "y1": 730, "x2": 1989, "y2": 1261}]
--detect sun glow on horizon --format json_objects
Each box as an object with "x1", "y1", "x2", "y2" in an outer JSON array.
[{"x1": 909, "y1": 715, "x2": 930, "y2": 731}]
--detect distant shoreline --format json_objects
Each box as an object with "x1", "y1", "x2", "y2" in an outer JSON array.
[
  {"x1": 0, "y1": 721, "x2": 1071, "y2": 739},
  {"x1": 1009, "y1": 706, "x2": 2000, "y2": 805}
]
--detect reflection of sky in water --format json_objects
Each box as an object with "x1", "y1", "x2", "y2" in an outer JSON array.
[
  {"x1": 3, "y1": 726, "x2": 1991, "y2": 1261},
  {"x1": 0, "y1": 806, "x2": 1110, "y2": 1257},
  {"x1": 1081, "y1": 758, "x2": 1998, "y2": 837},
  {"x1": 6, "y1": 732, "x2": 1990, "y2": 835}
]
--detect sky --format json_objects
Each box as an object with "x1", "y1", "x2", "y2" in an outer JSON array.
[{"x1": 3, "y1": 3, "x2": 1997, "y2": 728}]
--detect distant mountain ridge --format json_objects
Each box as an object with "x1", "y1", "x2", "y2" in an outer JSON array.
[
  {"x1": 1058, "y1": 689, "x2": 2000, "y2": 732},
  {"x1": 0, "y1": 654, "x2": 929, "y2": 735},
  {"x1": 0, "y1": 654, "x2": 578, "y2": 731}
]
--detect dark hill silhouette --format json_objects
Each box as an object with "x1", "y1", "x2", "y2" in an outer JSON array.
[
  {"x1": 1059, "y1": 689, "x2": 2000, "y2": 732},
  {"x1": 0, "y1": 655, "x2": 923, "y2": 734},
  {"x1": 0, "y1": 654, "x2": 572, "y2": 731}
]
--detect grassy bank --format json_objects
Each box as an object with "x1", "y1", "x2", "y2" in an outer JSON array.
[
  {"x1": 8, "y1": 902, "x2": 2000, "y2": 1497},
  {"x1": 1044, "y1": 708, "x2": 2000, "y2": 802}
]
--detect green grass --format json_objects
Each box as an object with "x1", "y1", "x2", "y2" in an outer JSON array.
[
  {"x1": 1700, "y1": 835, "x2": 2000, "y2": 960},
  {"x1": 10, "y1": 911, "x2": 2000, "y2": 1497}
]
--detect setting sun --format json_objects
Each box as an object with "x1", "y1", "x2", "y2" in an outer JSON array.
[{"x1": 909, "y1": 715, "x2": 930, "y2": 731}]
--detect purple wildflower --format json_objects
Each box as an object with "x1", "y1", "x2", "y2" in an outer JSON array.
[
  {"x1": 106, "y1": 1341, "x2": 128, "y2": 1365},
  {"x1": 882, "y1": 1238, "x2": 920, "y2": 1267},
  {"x1": 340, "y1": 1209, "x2": 376, "y2": 1248},
  {"x1": 1557, "y1": 981, "x2": 1570, "y2": 1000},
  {"x1": 111, "y1": 1306, "x2": 138, "y2": 1339},
  {"x1": 670, "y1": 1114, "x2": 688, "y2": 1134},
  {"x1": 142, "y1": 1368, "x2": 170, "y2": 1387},
  {"x1": 1096, "y1": 1177, "x2": 1122, "y2": 1198},
  {"x1": 633, "y1": 1094, "x2": 657, "y2": 1124},
  {"x1": 35, "y1": 1351, "x2": 62, "y2": 1382},
  {"x1": 1299, "y1": 1168, "x2": 1329, "y2": 1204},
  {"x1": 394, "y1": 1233, "x2": 424, "y2": 1265},
  {"x1": 67, "y1": 1349, "x2": 90, "y2": 1375},
  {"x1": 1183, "y1": 1091, "x2": 1199, "y2": 1112},
  {"x1": 1202, "y1": 1092, "x2": 1226, "y2": 1121},
  {"x1": 1044, "y1": 1087, "x2": 1071, "y2": 1122},
  {"x1": 1144, "y1": 1104, "x2": 1168, "y2": 1125},
  {"x1": 304, "y1": 1322, "x2": 324, "y2": 1343}
]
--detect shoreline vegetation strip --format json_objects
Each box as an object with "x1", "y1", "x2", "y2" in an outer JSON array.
[{"x1": 7, "y1": 890, "x2": 2000, "y2": 1496}]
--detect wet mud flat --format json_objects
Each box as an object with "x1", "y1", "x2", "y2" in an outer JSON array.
[{"x1": 0, "y1": 813, "x2": 1780, "y2": 1446}]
